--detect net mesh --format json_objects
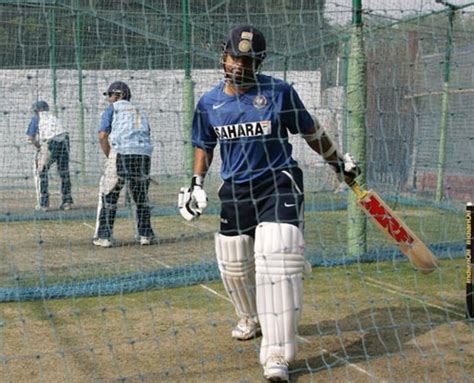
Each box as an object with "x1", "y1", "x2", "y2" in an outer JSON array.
[
  {"x1": 0, "y1": 1, "x2": 473, "y2": 381},
  {"x1": 1, "y1": 0, "x2": 471, "y2": 289}
]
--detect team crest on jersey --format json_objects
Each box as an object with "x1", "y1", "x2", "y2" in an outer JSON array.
[
  {"x1": 253, "y1": 95, "x2": 267, "y2": 109},
  {"x1": 214, "y1": 120, "x2": 271, "y2": 140}
]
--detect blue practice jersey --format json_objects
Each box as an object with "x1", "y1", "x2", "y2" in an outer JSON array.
[
  {"x1": 99, "y1": 101, "x2": 153, "y2": 157},
  {"x1": 192, "y1": 74, "x2": 314, "y2": 183},
  {"x1": 26, "y1": 115, "x2": 39, "y2": 137}
]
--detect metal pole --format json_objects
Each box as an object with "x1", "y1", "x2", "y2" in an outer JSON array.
[
  {"x1": 352, "y1": 0, "x2": 362, "y2": 25},
  {"x1": 74, "y1": 2, "x2": 86, "y2": 180},
  {"x1": 435, "y1": 1, "x2": 458, "y2": 201},
  {"x1": 342, "y1": 37, "x2": 349, "y2": 151},
  {"x1": 182, "y1": 0, "x2": 194, "y2": 176},
  {"x1": 347, "y1": 0, "x2": 367, "y2": 256},
  {"x1": 49, "y1": 1, "x2": 57, "y2": 113}
]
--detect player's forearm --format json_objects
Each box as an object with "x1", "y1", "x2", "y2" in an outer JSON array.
[
  {"x1": 98, "y1": 133, "x2": 111, "y2": 157},
  {"x1": 100, "y1": 141, "x2": 111, "y2": 157},
  {"x1": 310, "y1": 136, "x2": 340, "y2": 163},
  {"x1": 193, "y1": 148, "x2": 213, "y2": 178},
  {"x1": 305, "y1": 127, "x2": 361, "y2": 185},
  {"x1": 27, "y1": 136, "x2": 41, "y2": 149},
  {"x1": 305, "y1": 129, "x2": 342, "y2": 166}
]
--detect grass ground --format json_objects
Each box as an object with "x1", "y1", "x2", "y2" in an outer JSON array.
[
  {"x1": 0, "y1": 203, "x2": 464, "y2": 286},
  {"x1": 0, "y1": 181, "x2": 470, "y2": 382},
  {"x1": 0, "y1": 259, "x2": 472, "y2": 382}
]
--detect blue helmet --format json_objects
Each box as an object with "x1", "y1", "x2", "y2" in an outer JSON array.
[
  {"x1": 32, "y1": 100, "x2": 49, "y2": 112},
  {"x1": 103, "y1": 81, "x2": 131, "y2": 100},
  {"x1": 223, "y1": 25, "x2": 267, "y2": 61}
]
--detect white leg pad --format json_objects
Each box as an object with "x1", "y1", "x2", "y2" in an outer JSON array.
[
  {"x1": 215, "y1": 233, "x2": 257, "y2": 319},
  {"x1": 37, "y1": 145, "x2": 51, "y2": 173},
  {"x1": 99, "y1": 151, "x2": 119, "y2": 195},
  {"x1": 255, "y1": 222, "x2": 305, "y2": 365}
]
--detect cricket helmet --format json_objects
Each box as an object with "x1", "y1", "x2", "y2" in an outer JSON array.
[
  {"x1": 32, "y1": 100, "x2": 49, "y2": 112},
  {"x1": 103, "y1": 81, "x2": 131, "y2": 100},
  {"x1": 222, "y1": 25, "x2": 266, "y2": 61}
]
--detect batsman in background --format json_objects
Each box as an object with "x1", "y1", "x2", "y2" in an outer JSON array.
[
  {"x1": 26, "y1": 100, "x2": 73, "y2": 212},
  {"x1": 178, "y1": 25, "x2": 359, "y2": 382},
  {"x1": 93, "y1": 81, "x2": 155, "y2": 248}
]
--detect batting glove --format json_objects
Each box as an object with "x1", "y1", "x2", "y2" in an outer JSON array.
[
  {"x1": 330, "y1": 153, "x2": 361, "y2": 186},
  {"x1": 178, "y1": 175, "x2": 208, "y2": 221}
]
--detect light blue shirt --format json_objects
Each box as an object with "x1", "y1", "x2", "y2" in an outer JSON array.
[{"x1": 99, "y1": 100, "x2": 153, "y2": 157}]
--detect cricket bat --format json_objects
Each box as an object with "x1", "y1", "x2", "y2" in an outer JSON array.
[{"x1": 350, "y1": 181, "x2": 439, "y2": 274}]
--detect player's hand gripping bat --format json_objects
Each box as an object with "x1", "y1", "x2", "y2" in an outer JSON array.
[{"x1": 349, "y1": 181, "x2": 439, "y2": 274}]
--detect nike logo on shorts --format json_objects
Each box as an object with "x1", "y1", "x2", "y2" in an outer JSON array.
[
  {"x1": 212, "y1": 102, "x2": 227, "y2": 110},
  {"x1": 284, "y1": 202, "x2": 296, "y2": 207}
]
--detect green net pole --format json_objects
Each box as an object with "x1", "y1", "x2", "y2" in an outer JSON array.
[
  {"x1": 435, "y1": 6, "x2": 457, "y2": 202},
  {"x1": 49, "y1": 2, "x2": 57, "y2": 113},
  {"x1": 347, "y1": 0, "x2": 367, "y2": 256},
  {"x1": 182, "y1": 0, "x2": 194, "y2": 176},
  {"x1": 352, "y1": 0, "x2": 362, "y2": 25},
  {"x1": 74, "y1": 3, "x2": 86, "y2": 180},
  {"x1": 342, "y1": 37, "x2": 349, "y2": 151}
]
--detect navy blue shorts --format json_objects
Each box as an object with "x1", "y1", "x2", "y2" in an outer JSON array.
[{"x1": 218, "y1": 167, "x2": 304, "y2": 237}]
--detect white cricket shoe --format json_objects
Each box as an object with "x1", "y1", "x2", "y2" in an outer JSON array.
[
  {"x1": 60, "y1": 202, "x2": 72, "y2": 211},
  {"x1": 139, "y1": 236, "x2": 154, "y2": 246},
  {"x1": 93, "y1": 238, "x2": 113, "y2": 248},
  {"x1": 231, "y1": 317, "x2": 261, "y2": 340},
  {"x1": 263, "y1": 354, "x2": 289, "y2": 382}
]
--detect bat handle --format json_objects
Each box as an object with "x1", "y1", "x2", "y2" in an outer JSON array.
[{"x1": 349, "y1": 181, "x2": 369, "y2": 200}]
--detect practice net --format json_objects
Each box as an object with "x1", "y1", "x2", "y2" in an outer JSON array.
[{"x1": 0, "y1": 1, "x2": 473, "y2": 381}]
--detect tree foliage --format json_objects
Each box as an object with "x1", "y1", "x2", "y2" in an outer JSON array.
[{"x1": 0, "y1": 0, "x2": 337, "y2": 70}]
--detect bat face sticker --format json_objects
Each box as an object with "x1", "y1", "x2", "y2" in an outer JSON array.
[
  {"x1": 350, "y1": 181, "x2": 438, "y2": 273},
  {"x1": 361, "y1": 194, "x2": 415, "y2": 245}
]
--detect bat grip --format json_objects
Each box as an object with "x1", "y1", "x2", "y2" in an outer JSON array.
[{"x1": 349, "y1": 181, "x2": 368, "y2": 199}]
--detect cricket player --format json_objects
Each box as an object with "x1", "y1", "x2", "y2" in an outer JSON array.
[
  {"x1": 94, "y1": 81, "x2": 155, "y2": 248},
  {"x1": 178, "y1": 25, "x2": 360, "y2": 381},
  {"x1": 26, "y1": 100, "x2": 73, "y2": 212}
]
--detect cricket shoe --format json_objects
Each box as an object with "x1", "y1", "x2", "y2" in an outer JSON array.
[
  {"x1": 139, "y1": 236, "x2": 155, "y2": 246},
  {"x1": 60, "y1": 202, "x2": 73, "y2": 211},
  {"x1": 232, "y1": 317, "x2": 261, "y2": 340},
  {"x1": 93, "y1": 238, "x2": 114, "y2": 248},
  {"x1": 263, "y1": 354, "x2": 289, "y2": 382}
]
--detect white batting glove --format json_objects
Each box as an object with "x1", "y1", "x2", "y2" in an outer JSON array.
[
  {"x1": 178, "y1": 175, "x2": 208, "y2": 221},
  {"x1": 330, "y1": 153, "x2": 361, "y2": 186}
]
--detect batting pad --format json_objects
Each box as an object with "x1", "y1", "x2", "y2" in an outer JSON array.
[
  {"x1": 36, "y1": 145, "x2": 51, "y2": 173},
  {"x1": 255, "y1": 222, "x2": 305, "y2": 365},
  {"x1": 99, "y1": 151, "x2": 119, "y2": 195},
  {"x1": 95, "y1": 151, "x2": 119, "y2": 238},
  {"x1": 215, "y1": 233, "x2": 257, "y2": 320}
]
